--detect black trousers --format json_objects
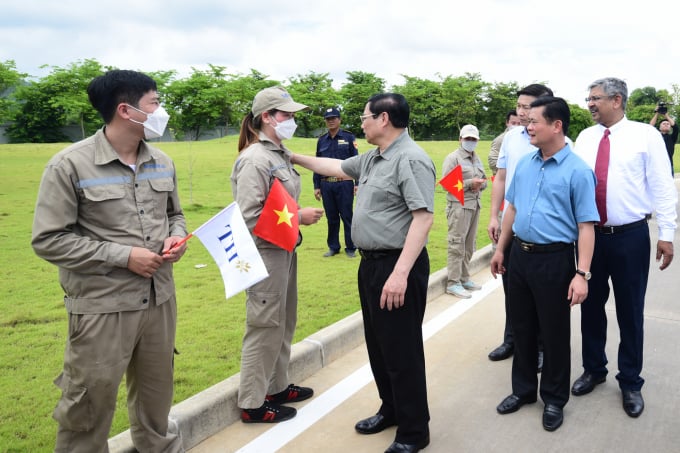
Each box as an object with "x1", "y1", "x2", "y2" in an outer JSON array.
[
  {"x1": 358, "y1": 248, "x2": 430, "y2": 444},
  {"x1": 507, "y1": 242, "x2": 574, "y2": 407},
  {"x1": 580, "y1": 223, "x2": 650, "y2": 390}
]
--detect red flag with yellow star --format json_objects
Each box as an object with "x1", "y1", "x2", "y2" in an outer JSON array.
[
  {"x1": 439, "y1": 164, "x2": 465, "y2": 205},
  {"x1": 253, "y1": 178, "x2": 299, "y2": 252}
]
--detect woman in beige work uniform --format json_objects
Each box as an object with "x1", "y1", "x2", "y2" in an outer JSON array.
[{"x1": 231, "y1": 86, "x2": 323, "y2": 423}]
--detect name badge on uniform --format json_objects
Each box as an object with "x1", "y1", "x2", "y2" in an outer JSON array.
[{"x1": 338, "y1": 140, "x2": 347, "y2": 145}]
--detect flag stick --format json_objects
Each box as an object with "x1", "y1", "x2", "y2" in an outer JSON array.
[{"x1": 163, "y1": 233, "x2": 194, "y2": 255}]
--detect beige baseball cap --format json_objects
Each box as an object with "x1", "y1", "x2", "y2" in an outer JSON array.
[
  {"x1": 460, "y1": 124, "x2": 480, "y2": 139},
  {"x1": 252, "y1": 86, "x2": 308, "y2": 117}
]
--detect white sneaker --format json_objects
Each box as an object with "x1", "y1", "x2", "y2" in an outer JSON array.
[
  {"x1": 446, "y1": 284, "x2": 471, "y2": 299},
  {"x1": 462, "y1": 280, "x2": 482, "y2": 291}
]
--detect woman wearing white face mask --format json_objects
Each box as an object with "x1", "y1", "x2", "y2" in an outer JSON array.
[
  {"x1": 442, "y1": 124, "x2": 488, "y2": 299},
  {"x1": 230, "y1": 86, "x2": 324, "y2": 423}
]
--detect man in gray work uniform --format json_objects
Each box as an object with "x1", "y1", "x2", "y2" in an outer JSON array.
[{"x1": 32, "y1": 70, "x2": 187, "y2": 453}]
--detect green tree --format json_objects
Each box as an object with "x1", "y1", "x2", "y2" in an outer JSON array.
[
  {"x1": 7, "y1": 59, "x2": 107, "y2": 143},
  {"x1": 437, "y1": 73, "x2": 488, "y2": 140},
  {"x1": 6, "y1": 82, "x2": 70, "y2": 143},
  {"x1": 483, "y1": 81, "x2": 521, "y2": 137},
  {"x1": 393, "y1": 75, "x2": 443, "y2": 140},
  {"x1": 223, "y1": 69, "x2": 277, "y2": 128},
  {"x1": 339, "y1": 71, "x2": 385, "y2": 137},
  {"x1": 146, "y1": 69, "x2": 177, "y2": 96},
  {"x1": 164, "y1": 65, "x2": 234, "y2": 140},
  {"x1": 0, "y1": 60, "x2": 26, "y2": 125},
  {"x1": 628, "y1": 86, "x2": 659, "y2": 109},
  {"x1": 45, "y1": 59, "x2": 107, "y2": 139},
  {"x1": 567, "y1": 103, "x2": 593, "y2": 142},
  {"x1": 286, "y1": 72, "x2": 341, "y2": 138}
]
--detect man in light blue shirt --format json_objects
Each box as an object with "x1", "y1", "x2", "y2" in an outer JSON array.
[{"x1": 491, "y1": 96, "x2": 598, "y2": 432}]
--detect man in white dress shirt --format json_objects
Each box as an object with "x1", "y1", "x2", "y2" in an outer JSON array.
[{"x1": 571, "y1": 77, "x2": 677, "y2": 418}]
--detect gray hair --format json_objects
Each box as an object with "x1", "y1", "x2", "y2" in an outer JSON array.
[{"x1": 589, "y1": 77, "x2": 628, "y2": 110}]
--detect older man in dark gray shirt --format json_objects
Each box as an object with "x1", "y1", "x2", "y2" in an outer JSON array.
[{"x1": 292, "y1": 93, "x2": 435, "y2": 453}]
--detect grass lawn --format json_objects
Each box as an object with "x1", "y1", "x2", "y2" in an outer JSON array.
[{"x1": 0, "y1": 136, "x2": 494, "y2": 451}]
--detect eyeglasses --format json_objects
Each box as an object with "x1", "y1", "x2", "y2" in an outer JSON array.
[
  {"x1": 585, "y1": 95, "x2": 614, "y2": 103},
  {"x1": 359, "y1": 113, "x2": 379, "y2": 122}
]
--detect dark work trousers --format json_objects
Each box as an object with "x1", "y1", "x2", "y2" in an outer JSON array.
[
  {"x1": 501, "y1": 239, "x2": 513, "y2": 344},
  {"x1": 507, "y1": 242, "x2": 574, "y2": 408},
  {"x1": 580, "y1": 222, "x2": 650, "y2": 391},
  {"x1": 358, "y1": 248, "x2": 430, "y2": 444},
  {"x1": 320, "y1": 179, "x2": 355, "y2": 252},
  {"x1": 502, "y1": 240, "x2": 542, "y2": 350}
]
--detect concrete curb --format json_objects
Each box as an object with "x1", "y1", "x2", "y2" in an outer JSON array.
[{"x1": 109, "y1": 245, "x2": 494, "y2": 452}]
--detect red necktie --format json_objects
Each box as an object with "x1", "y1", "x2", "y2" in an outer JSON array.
[{"x1": 594, "y1": 129, "x2": 610, "y2": 225}]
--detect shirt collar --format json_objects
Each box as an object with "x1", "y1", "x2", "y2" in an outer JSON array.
[
  {"x1": 531, "y1": 142, "x2": 572, "y2": 164},
  {"x1": 93, "y1": 128, "x2": 154, "y2": 166},
  {"x1": 378, "y1": 130, "x2": 409, "y2": 160}
]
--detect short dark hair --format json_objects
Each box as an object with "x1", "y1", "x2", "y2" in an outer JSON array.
[
  {"x1": 367, "y1": 93, "x2": 409, "y2": 128},
  {"x1": 506, "y1": 110, "x2": 518, "y2": 121},
  {"x1": 530, "y1": 96, "x2": 570, "y2": 136},
  {"x1": 87, "y1": 70, "x2": 158, "y2": 124},
  {"x1": 517, "y1": 83, "x2": 553, "y2": 98}
]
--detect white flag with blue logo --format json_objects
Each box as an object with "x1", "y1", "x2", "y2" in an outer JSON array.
[{"x1": 193, "y1": 202, "x2": 268, "y2": 298}]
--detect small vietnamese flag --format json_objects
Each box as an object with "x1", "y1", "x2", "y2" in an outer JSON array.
[
  {"x1": 439, "y1": 164, "x2": 465, "y2": 205},
  {"x1": 253, "y1": 178, "x2": 299, "y2": 252}
]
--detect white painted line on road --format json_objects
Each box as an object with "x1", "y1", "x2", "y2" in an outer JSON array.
[{"x1": 236, "y1": 277, "x2": 503, "y2": 453}]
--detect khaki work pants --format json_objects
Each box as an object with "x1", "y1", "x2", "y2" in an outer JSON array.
[
  {"x1": 238, "y1": 248, "x2": 298, "y2": 409},
  {"x1": 53, "y1": 296, "x2": 182, "y2": 453},
  {"x1": 446, "y1": 201, "x2": 480, "y2": 285}
]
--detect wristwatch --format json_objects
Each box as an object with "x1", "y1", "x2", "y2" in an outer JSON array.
[{"x1": 575, "y1": 269, "x2": 592, "y2": 280}]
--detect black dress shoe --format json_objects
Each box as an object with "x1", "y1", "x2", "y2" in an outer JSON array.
[
  {"x1": 384, "y1": 434, "x2": 430, "y2": 453},
  {"x1": 542, "y1": 404, "x2": 564, "y2": 431},
  {"x1": 488, "y1": 343, "x2": 514, "y2": 361},
  {"x1": 622, "y1": 390, "x2": 644, "y2": 418},
  {"x1": 571, "y1": 372, "x2": 606, "y2": 396},
  {"x1": 355, "y1": 413, "x2": 396, "y2": 434},
  {"x1": 496, "y1": 394, "x2": 537, "y2": 414},
  {"x1": 537, "y1": 350, "x2": 544, "y2": 373}
]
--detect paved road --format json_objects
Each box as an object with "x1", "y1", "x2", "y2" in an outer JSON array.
[{"x1": 189, "y1": 185, "x2": 680, "y2": 453}]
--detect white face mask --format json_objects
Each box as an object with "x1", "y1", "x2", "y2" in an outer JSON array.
[
  {"x1": 461, "y1": 140, "x2": 478, "y2": 152},
  {"x1": 128, "y1": 104, "x2": 170, "y2": 140},
  {"x1": 272, "y1": 117, "x2": 298, "y2": 140}
]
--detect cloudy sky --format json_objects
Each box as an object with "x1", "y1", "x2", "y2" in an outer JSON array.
[{"x1": 2, "y1": 0, "x2": 678, "y2": 108}]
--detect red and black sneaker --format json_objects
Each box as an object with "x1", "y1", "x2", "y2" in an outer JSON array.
[
  {"x1": 265, "y1": 384, "x2": 314, "y2": 404},
  {"x1": 241, "y1": 401, "x2": 297, "y2": 423}
]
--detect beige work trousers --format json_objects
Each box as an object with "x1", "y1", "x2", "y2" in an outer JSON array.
[
  {"x1": 446, "y1": 201, "x2": 480, "y2": 285},
  {"x1": 238, "y1": 248, "x2": 298, "y2": 409},
  {"x1": 53, "y1": 295, "x2": 182, "y2": 453}
]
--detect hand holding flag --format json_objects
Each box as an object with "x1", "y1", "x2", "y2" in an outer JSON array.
[
  {"x1": 439, "y1": 164, "x2": 465, "y2": 205},
  {"x1": 253, "y1": 178, "x2": 300, "y2": 252}
]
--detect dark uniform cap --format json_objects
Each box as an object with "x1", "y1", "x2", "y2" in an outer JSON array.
[{"x1": 324, "y1": 107, "x2": 341, "y2": 119}]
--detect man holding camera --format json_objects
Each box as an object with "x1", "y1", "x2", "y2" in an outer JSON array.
[{"x1": 650, "y1": 102, "x2": 678, "y2": 175}]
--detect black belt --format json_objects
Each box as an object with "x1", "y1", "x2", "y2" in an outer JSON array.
[
  {"x1": 358, "y1": 249, "x2": 402, "y2": 260},
  {"x1": 595, "y1": 218, "x2": 648, "y2": 235},
  {"x1": 321, "y1": 176, "x2": 350, "y2": 183},
  {"x1": 514, "y1": 236, "x2": 572, "y2": 253}
]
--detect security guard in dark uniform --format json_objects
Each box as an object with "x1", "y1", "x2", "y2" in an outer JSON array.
[{"x1": 314, "y1": 107, "x2": 358, "y2": 257}]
